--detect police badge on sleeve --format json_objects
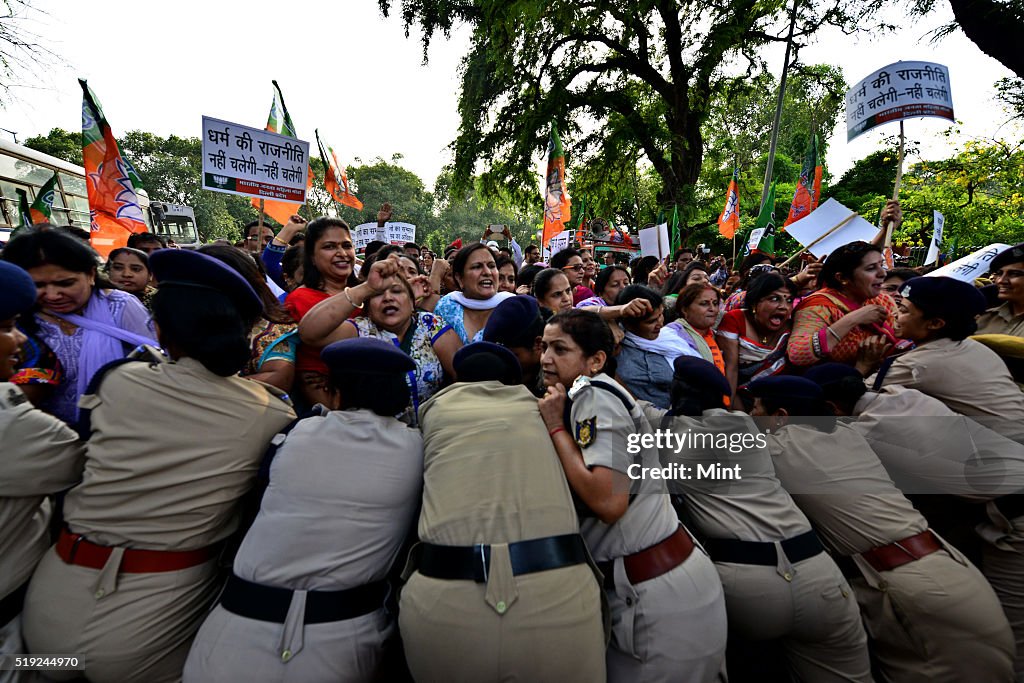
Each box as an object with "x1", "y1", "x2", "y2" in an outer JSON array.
[{"x1": 575, "y1": 416, "x2": 597, "y2": 448}]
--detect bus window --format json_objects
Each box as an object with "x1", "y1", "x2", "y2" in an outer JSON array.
[
  {"x1": 0, "y1": 156, "x2": 59, "y2": 187},
  {"x1": 59, "y1": 172, "x2": 88, "y2": 197},
  {"x1": 0, "y1": 179, "x2": 34, "y2": 227},
  {"x1": 154, "y1": 216, "x2": 198, "y2": 244},
  {"x1": 65, "y1": 195, "x2": 91, "y2": 229}
]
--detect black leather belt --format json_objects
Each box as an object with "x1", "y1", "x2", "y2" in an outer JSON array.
[
  {"x1": 417, "y1": 533, "x2": 588, "y2": 582},
  {"x1": 0, "y1": 580, "x2": 29, "y2": 627},
  {"x1": 703, "y1": 529, "x2": 824, "y2": 566},
  {"x1": 994, "y1": 494, "x2": 1024, "y2": 520},
  {"x1": 219, "y1": 574, "x2": 387, "y2": 624}
]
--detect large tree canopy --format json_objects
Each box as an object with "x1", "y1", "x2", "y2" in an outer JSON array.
[{"x1": 379, "y1": 0, "x2": 855, "y2": 210}]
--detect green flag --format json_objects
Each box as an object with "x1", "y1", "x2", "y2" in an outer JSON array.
[
  {"x1": 670, "y1": 205, "x2": 680, "y2": 253},
  {"x1": 749, "y1": 181, "x2": 777, "y2": 256},
  {"x1": 16, "y1": 188, "x2": 31, "y2": 228},
  {"x1": 29, "y1": 171, "x2": 60, "y2": 224}
]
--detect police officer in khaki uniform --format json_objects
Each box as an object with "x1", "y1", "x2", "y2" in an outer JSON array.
[
  {"x1": 482, "y1": 294, "x2": 547, "y2": 396},
  {"x1": 645, "y1": 357, "x2": 871, "y2": 682},
  {"x1": 185, "y1": 338, "x2": 423, "y2": 682},
  {"x1": 400, "y1": 342, "x2": 606, "y2": 682},
  {"x1": 810, "y1": 362, "x2": 1024, "y2": 680},
  {"x1": 976, "y1": 242, "x2": 1024, "y2": 337},
  {"x1": 0, "y1": 261, "x2": 86, "y2": 683},
  {"x1": 869, "y1": 276, "x2": 1024, "y2": 438},
  {"x1": 748, "y1": 375, "x2": 1015, "y2": 683},
  {"x1": 538, "y1": 310, "x2": 727, "y2": 683},
  {"x1": 22, "y1": 250, "x2": 296, "y2": 683}
]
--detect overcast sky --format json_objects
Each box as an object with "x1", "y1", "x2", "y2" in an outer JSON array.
[{"x1": 1, "y1": 0, "x2": 1017, "y2": 192}]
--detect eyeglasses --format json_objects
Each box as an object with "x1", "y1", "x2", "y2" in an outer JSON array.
[{"x1": 562, "y1": 264, "x2": 585, "y2": 272}]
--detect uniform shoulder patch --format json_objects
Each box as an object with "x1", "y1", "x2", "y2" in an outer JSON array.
[
  {"x1": 575, "y1": 415, "x2": 597, "y2": 449},
  {"x1": 2, "y1": 385, "x2": 28, "y2": 408}
]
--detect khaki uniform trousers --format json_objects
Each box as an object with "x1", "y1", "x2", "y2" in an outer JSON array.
[
  {"x1": 851, "y1": 548, "x2": 1014, "y2": 683},
  {"x1": 715, "y1": 551, "x2": 871, "y2": 682},
  {"x1": 22, "y1": 548, "x2": 221, "y2": 683},
  {"x1": 399, "y1": 563, "x2": 605, "y2": 683},
  {"x1": 605, "y1": 548, "x2": 727, "y2": 683},
  {"x1": 979, "y1": 516, "x2": 1024, "y2": 682},
  {"x1": 183, "y1": 603, "x2": 392, "y2": 683},
  {"x1": 1, "y1": 615, "x2": 38, "y2": 683}
]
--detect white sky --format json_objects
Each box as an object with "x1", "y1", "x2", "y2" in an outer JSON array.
[{"x1": 0, "y1": 1, "x2": 1017, "y2": 192}]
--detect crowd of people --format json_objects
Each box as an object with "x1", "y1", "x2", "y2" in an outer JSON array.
[{"x1": 2, "y1": 201, "x2": 1024, "y2": 683}]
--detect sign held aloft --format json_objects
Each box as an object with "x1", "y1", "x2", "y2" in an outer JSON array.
[
  {"x1": 846, "y1": 61, "x2": 953, "y2": 141},
  {"x1": 926, "y1": 243, "x2": 1008, "y2": 284},
  {"x1": 783, "y1": 199, "x2": 880, "y2": 260},
  {"x1": 202, "y1": 115, "x2": 310, "y2": 202},
  {"x1": 353, "y1": 221, "x2": 417, "y2": 252}
]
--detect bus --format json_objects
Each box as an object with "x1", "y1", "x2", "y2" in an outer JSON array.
[{"x1": 0, "y1": 138, "x2": 200, "y2": 252}]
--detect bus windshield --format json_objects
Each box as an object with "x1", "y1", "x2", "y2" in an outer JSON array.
[{"x1": 154, "y1": 215, "x2": 198, "y2": 244}]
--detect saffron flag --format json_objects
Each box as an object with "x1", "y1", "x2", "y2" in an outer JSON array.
[
  {"x1": 80, "y1": 79, "x2": 147, "y2": 257},
  {"x1": 717, "y1": 169, "x2": 740, "y2": 239},
  {"x1": 30, "y1": 171, "x2": 60, "y2": 224},
  {"x1": 747, "y1": 181, "x2": 777, "y2": 256},
  {"x1": 784, "y1": 135, "x2": 823, "y2": 228},
  {"x1": 542, "y1": 125, "x2": 571, "y2": 250},
  {"x1": 252, "y1": 81, "x2": 313, "y2": 224},
  {"x1": 316, "y1": 130, "x2": 362, "y2": 211}
]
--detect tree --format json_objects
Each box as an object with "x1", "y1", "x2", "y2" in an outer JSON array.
[
  {"x1": 0, "y1": 1, "x2": 58, "y2": 101},
  {"x1": 23, "y1": 127, "x2": 81, "y2": 165},
  {"x1": 379, "y1": 0, "x2": 858, "y2": 214}
]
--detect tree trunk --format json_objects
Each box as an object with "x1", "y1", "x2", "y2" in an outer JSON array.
[{"x1": 947, "y1": 0, "x2": 1024, "y2": 78}]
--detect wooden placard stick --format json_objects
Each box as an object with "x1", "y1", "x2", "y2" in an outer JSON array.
[
  {"x1": 882, "y1": 120, "x2": 906, "y2": 248},
  {"x1": 779, "y1": 211, "x2": 859, "y2": 268}
]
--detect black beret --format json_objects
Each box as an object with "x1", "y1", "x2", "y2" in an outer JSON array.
[
  {"x1": 320, "y1": 338, "x2": 415, "y2": 376},
  {"x1": 454, "y1": 341, "x2": 523, "y2": 386},
  {"x1": 150, "y1": 249, "x2": 262, "y2": 320},
  {"x1": 672, "y1": 356, "x2": 730, "y2": 401},
  {"x1": 991, "y1": 242, "x2": 1024, "y2": 272},
  {"x1": 899, "y1": 276, "x2": 987, "y2": 320},
  {"x1": 803, "y1": 362, "x2": 862, "y2": 387},
  {"x1": 747, "y1": 376, "x2": 823, "y2": 402},
  {"x1": 483, "y1": 295, "x2": 543, "y2": 348},
  {"x1": 0, "y1": 261, "x2": 36, "y2": 320}
]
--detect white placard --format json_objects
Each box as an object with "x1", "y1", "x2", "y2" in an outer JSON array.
[
  {"x1": 925, "y1": 210, "x2": 945, "y2": 266},
  {"x1": 639, "y1": 223, "x2": 670, "y2": 259},
  {"x1": 202, "y1": 116, "x2": 309, "y2": 201},
  {"x1": 784, "y1": 198, "x2": 880, "y2": 258},
  {"x1": 846, "y1": 61, "x2": 953, "y2": 141},
  {"x1": 353, "y1": 221, "x2": 418, "y2": 251},
  {"x1": 746, "y1": 228, "x2": 765, "y2": 252},
  {"x1": 543, "y1": 231, "x2": 572, "y2": 260},
  {"x1": 926, "y1": 243, "x2": 1008, "y2": 283}
]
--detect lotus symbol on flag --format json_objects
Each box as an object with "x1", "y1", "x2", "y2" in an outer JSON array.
[{"x1": 213, "y1": 175, "x2": 228, "y2": 186}]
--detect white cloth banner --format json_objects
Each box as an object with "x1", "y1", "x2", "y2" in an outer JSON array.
[{"x1": 927, "y1": 243, "x2": 1009, "y2": 283}]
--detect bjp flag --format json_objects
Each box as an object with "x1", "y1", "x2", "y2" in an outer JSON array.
[
  {"x1": 316, "y1": 130, "x2": 362, "y2": 211},
  {"x1": 252, "y1": 81, "x2": 313, "y2": 224},
  {"x1": 542, "y1": 124, "x2": 571, "y2": 250},
  {"x1": 784, "y1": 134, "x2": 823, "y2": 228},
  {"x1": 30, "y1": 171, "x2": 60, "y2": 224},
  {"x1": 80, "y1": 79, "x2": 147, "y2": 257},
  {"x1": 717, "y1": 168, "x2": 740, "y2": 239}
]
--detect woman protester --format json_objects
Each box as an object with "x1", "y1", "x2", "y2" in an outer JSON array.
[
  {"x1": 1, "y1": 229, "x2": 156, "y2": 424},
  {"x1": 661, "y1": 262, "x2": 711, "y2": 319},
  {"x1": 299, "y1": 255, "x2": 460, "y2": 425},
  {"x1": 549, "y1": 247, "x2": 596, "y2": 304},
  {"x1": 495, "y1": 254, "x2": 518, "y2": 294},
  {"x1": 977, "y1": 242, "x2": 1024, "y2": 337},
  {"x1": 538, "y1": 310, "x2": 727, "y2": 682},
  {"x1": 0, "y1": 261, "x2": 86, "y2": 672},
  {"x1": 400, "y1": 341, "x2": 605, "y2": 682},
  {"x1": 615, "y1": 285, "x2": 701, "y2": 409},
  {"x1": 199, "y1": 245, "x2": 300, "y2": 394},
  {"x1": 105, "y1": 247, "x2": 156, "y2": 309},
  {"x1": 532, "y1": 267, "x2": 575, "y2": 314},
  {"x1": 788, "y1": 241, "x2": 901, "y2": 368},
  {"x1": 717, "y1": 272, "x2": 796, "y2": 402},
  {"x1": 433, "y1": 243, "x2": 514, "y2": 344},
  {"x1": 284, "y1": 217, "x2": 360, "y2": 407},
  {"x1": 879, "y1": 267, "x2": 920, "y2": 307},
  {"x1": 665, "y1": 283, "x2": 725, "y2": 375},
  {"x1": 21, "y1": 249, "x2": 296, "y2": 683},
  {"x1": 184, "y1": 339, "x2": 422, "y2": 683},
  {"x1": 576, "y1": 264, "x2": 631, "y2": 310}
]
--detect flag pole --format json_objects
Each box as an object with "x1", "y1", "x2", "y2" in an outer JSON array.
[
  {"x1": 258, "y1": 198, "x2": 266, "y2": 234},
  {"x1": 882, "y1": 120, "x2": 906, "y2": 248},
  {"x1": 759, "y1": 0, "x2": 799, "y2": 214}
]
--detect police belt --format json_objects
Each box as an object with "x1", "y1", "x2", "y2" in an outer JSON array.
[
  {"x1": 219, "y1": 574, "x2": 388, "y2": 624},
  {"x1": 417, "y1": 533, "x2": 588, "y2": 582},
  {"x1": 0, "y1": 580, "x2": 29, "y2": 628},
  {"x1": 56, "y1": 527, "x2": 216, "y2": 573},
  {"x1": 597, "y1": 526, "x2": 694, "y2": 589},
  {"x1": 702, "y1": 530, "x2": 823, "y2": 566},
  {"x1": 993, "y1": 493, "x2": 1024, "y2": 520},
  {"x1": 836, "y1": 529, "x2": 942, "y2": 577}
]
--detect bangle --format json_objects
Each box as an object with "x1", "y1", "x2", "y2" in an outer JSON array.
[
  {"x1": 343, "y1": 288, "x2": 360, "y2": 308},
  {"x1": 548, "y1": 425, "x2": 566, "y2": 437},
  {"x1": 271, "y1": 236, "x2": 289, "y2": 247},
  {"x1": 826, "y1": 326, "x2": 842, "y2": 342}
]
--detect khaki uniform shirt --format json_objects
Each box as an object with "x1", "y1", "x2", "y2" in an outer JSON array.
[
  {"x1": 852, "y1": 386, "x2": 1024, "y2": 501},
  {"x1": 0, "y1": 383, "x2": 84, "y2": 598},
  {"x1": 976, "y1": 302, "x2": 1024, "y2": 337},
  {"x1": 570, "y1": 374, "x2": 678, "y2": 562},
  {"x1": 64, "y1": 357, "x2": 295, "y2": 549},
  {"x1": 872, "y1": 338, "x2": 1024, "y2": 427},
  {"x1": 234, "y1": 408, "x2": 423, "y2": 590},
  {"x1": 769, "y1": 422, "x2": 927, "y2": 556},
  {"x1": 417, "y1": 381, "x2": 581, "y2": 545}
]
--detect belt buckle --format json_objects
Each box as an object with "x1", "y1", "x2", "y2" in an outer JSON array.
[{"x1": 474, "y1": 544, "x2": 489, "y2": 582}]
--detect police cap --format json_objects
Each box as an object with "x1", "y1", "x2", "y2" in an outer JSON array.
[
  {"x1": 0, "y1": 261, "x2": 36, "y2": 320},
  {"x1": 454, "y1": 341, "x2": 523, "y2": 386},
  {"x1": 150, "y1": 249, "x2": 263, "y2": 321},
  {"x1": 483, "y1": 295, "x2": 543, "y2": 348},
  {"x1": 320, "y1": 337, "x2": 415, "y2": 376},
  {"x1": 899, "y1": 276, "x2": 988, "y2": 321}
]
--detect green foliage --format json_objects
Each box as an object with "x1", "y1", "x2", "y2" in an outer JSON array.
[{"x1": 23, "y1": 127, "x2": 81, "y2": 165}]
